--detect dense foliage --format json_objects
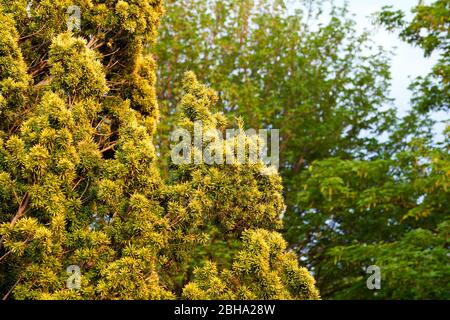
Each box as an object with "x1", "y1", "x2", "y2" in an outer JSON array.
[
  {"x1": 0, "y1": 0, "x2": 448, "y2": 300},
  {"x1": 0, "y1": 0, "x2": 319, "y2": 300},
  {"x1": 155, "y1": 0, "x2": 449, "y2": 299}
]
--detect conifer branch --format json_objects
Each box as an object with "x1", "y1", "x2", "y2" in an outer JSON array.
[
  {"x1": 100, "y1": 142, "x2": 117, "y2": 153},
  {"x1": 10, "y1": 192, "x2": 30, "y2": 228},
  {"x1": 2, "y1": 277, "x2": 22, "y2": 301},
  {"x1": 0, "y1": 193, "x2": 31, "y2": 250}
]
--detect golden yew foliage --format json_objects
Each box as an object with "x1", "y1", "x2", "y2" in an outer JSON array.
[
  {"x1": 0, "y1": 1, "x2": 319, "y2": 299},
  {"x1": 0, "y1": 12, "x2": 31, "y2": 133},
  {"x1": 183, "y1": 229, "x2": 320, "y2": 300}
]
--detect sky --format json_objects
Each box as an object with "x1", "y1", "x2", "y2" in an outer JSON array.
[
  {"x1": 289, "y1": 0, "x2": 439, "y2": 117},
  {"x1": 338, "y1": 0, "x2": 437, "y2": 117}
]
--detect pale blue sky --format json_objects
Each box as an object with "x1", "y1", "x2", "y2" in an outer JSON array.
[
  {"x1": 289, "y1": 0, "x2": 438, "y2": 116},
  {"x1": 338, "y1": 0, "x2": 437, "y2": 117}
]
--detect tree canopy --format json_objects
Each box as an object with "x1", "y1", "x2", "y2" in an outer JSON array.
[
  {"x1": 0, "y1": 0, "x2": 448, "y2": 300},
  {"x1": 155, "y1": 0, "x2": 449, "y2": 299},
  {"x1": 0, "y1": 0, "x2": 318, "y2": 300}
]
